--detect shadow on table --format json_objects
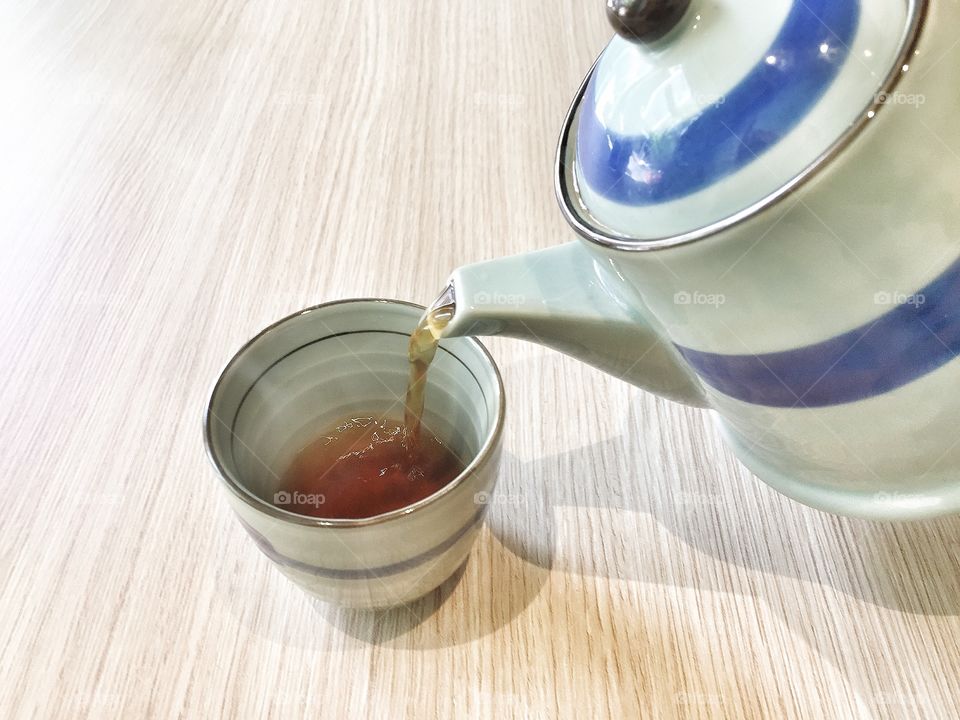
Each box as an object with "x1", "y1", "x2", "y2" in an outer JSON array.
[
  {"x1": 497, "y1": 389, "x2": 960, "y2": 619},
  {"x1": 475, "y1": 355, "x2": 960, "y2": 711},
  {"x1": 320, "y1": 450, "x2": 556, "y2": 646},
  {"x1": 318, "y1": 351, "x2": 960, "y2": 659},
  {"x1": 301, "y1": 349, "x2": 960, "y2": 715},
  {"x1": 321, "y1": 390, "x2": 960, "y2": 648}
]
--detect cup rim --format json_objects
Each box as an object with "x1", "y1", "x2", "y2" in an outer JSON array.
[{"x1": 203, "y1": 298, "x2": 505, "y2": 528}]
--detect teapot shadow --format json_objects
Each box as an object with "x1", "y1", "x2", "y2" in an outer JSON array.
[{"x1": 488, "y1": 388, "x2": 960, "y2": 619}]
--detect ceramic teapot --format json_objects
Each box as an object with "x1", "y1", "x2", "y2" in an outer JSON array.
[{"x1": 435, "y1": 0, "x2": 960, "y2": 519}]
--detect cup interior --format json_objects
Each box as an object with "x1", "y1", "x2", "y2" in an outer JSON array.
[{"x1": 205, "y1": 299, "x2": 503, "y2": 520}]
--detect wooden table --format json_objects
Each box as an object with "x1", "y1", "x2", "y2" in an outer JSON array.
[{"x1": 3, "y1": 1, "x2": 960, "y2": 718}]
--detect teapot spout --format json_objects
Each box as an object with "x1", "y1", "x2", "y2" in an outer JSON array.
[{"x1": 437, "y1": 242, "x2": 707, "y2": 408}]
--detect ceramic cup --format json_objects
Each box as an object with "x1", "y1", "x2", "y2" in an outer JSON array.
[{"x1": 204, "y1": 299, "x2": 504, "y2": 609}]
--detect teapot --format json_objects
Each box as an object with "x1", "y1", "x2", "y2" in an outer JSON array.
[{"x1": 434, "y1": 0, "x2": 960, "y2": 519}]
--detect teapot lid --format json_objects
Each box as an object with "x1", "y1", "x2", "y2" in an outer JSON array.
[{"x1": 563, "y1": 0, "x2": 923, "y2": 247}]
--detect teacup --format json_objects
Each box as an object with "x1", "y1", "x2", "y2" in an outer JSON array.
[{"x1": 204, "y1": 299, "x2": 504, "y2": 609}]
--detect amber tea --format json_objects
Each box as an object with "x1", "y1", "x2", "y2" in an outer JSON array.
[{"x1": 276, "y1": 415, "x2": 464, "y2": 519}]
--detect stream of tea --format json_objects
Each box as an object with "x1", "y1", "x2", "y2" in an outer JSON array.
[
  {"x1": 403, "y1": 299, "x2": 456, "y2": 448},
  {"x1": 274, "y1": 296, "x2": 462, "y2": 519}
]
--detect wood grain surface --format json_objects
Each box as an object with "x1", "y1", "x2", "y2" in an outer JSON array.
[{"x1": 2, "y1": 1, "x2": 960, "y2": 718}]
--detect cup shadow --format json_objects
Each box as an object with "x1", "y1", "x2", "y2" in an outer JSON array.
[
  {"x1": 320, "y1": 448, "x2": 555, "y2": 646},
  {"x1": 318, "y1": 561, "x2": 468, "y2": 642},
  {"x1": 320, "y1": 518, "x2": 553, "y2": 646}
]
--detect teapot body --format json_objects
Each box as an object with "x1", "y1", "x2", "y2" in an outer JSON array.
[
  {"x1": 573, "y1": 0, "x2": 960, "y2": 517},
  {"x1": 444, "y1": 0, "x2": 960, "y2": 519}
]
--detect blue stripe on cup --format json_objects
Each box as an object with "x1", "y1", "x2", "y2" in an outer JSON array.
[
  {"x1": 236, "y1": 511, "x2": 485, "y2": 580},
  {"x1": 676, "y1": 255, "x2": 960, "y2": 408},
  {"x1": 577, "y1": 0, "x2": 860, "y2": 205}
]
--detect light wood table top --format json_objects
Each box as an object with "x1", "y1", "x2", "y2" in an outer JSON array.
[{"x1": 3, "y1": 1, "x2": 960, "y2": 718}]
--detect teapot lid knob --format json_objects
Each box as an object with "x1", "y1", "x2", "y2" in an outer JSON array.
[{"x1": 605, "y1": 0, "x2": 692, "y2": 42}]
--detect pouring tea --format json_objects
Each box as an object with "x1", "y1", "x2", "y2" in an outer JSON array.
[
  {"x1": 205, "y1": 0, "x2": 956, "y2": 609},
  {"x1": 418, "y1": 0, "x2": 960, "y2": 520}
]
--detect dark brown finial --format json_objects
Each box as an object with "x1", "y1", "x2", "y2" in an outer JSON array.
[{"x1": 605, "y1": 0, "x2": 692, "y2": 43}]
